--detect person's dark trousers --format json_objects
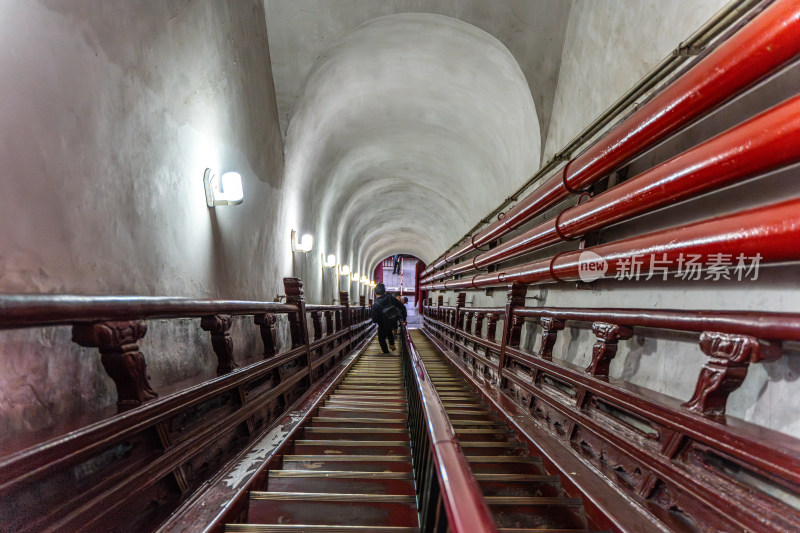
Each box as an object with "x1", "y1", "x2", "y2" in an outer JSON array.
[{"x1": 377, "y1": 326, "x2": 396, "y2": 353}]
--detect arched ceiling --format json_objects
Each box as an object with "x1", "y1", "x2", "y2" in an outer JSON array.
[{"x1": 281, "y1": 13, "x2": 541, "y2": 276}]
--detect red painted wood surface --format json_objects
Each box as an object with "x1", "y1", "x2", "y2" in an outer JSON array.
[
  {"x1": 403, "y1": 327, "x2": 498, "y2": 533},
  {"x1": 0, "y1": 280, "x2": 376, "y2": 533},
  {"x1": 421, "y1": 301, "x2": 800, "y2": 532}
]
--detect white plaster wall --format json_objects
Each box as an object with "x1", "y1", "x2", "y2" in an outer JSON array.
[
  {"x1": 544, "y1": 0, "x2": 730, "y2": 160},
  {"x1": 0, "y1": 0, "x2": 286, "y2": 445}
]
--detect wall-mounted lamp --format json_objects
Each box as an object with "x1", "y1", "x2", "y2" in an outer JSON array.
[
  {"x1": 291, "y1": 230, "x2": 313, "y2": 253},
  {"x1": 204, "y1": 169, "x2": 244, "y2": 207},
  {"x1": 339, "y1": 264, "x2": 351, "y2": 276},
  {"x1": 351, "y1": 272, "x2": 360, "y2": 283},
  {"x1": 361, "y1": 275, "x2": 369, "y2": 284},
  {"x1": 369, "y1": 281, "x2": 376, "y2": 288},
  {"x1": 322, "y1": 254, "x2": 337, "y2": 268}
]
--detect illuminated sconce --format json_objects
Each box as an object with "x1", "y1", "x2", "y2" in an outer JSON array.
[
  {"x1": 361, "y1": 275, "x2": 369, "y2": 284},
  {"x1": 351, "y1": 272, "x2": 360, "y2": 282},
  {"x1": 369, "y1": 281, "x2": 376, "y2": 288},
  {"x1": 339, "y1": 264, "x2": 351, "y2": 276},
  {"x1": 204, "y1": 169, "x2": 244, "y2": 207},
  {"x1": 322, "y1": 254, "x2": 337, "y2": 268},
  {"x1": 291, "y1": 230, "x2": 313, "y2": 253}
]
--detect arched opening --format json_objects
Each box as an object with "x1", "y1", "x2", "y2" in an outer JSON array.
[{"x1": 373, "y1": 254, "x2": 426, "y2": 326}]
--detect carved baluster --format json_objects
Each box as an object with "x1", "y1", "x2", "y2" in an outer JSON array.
[
  {"x1": 498, "y1": 283, "x2": 527, "y2": 382},
  {"x1": 340, "y1": 291, "x2": 351, "y2": 351},
  {"x1": 683, "y1": 332, "x2": 782, "y2": 417},
  {"x1": 201, "y1": 314, "x2": 237, "y2": 375},
  {"x1": 359, "y1": 295, "x2": 366, "y2": 308},
  {"x1": 255, "y1": 313, "x2": 277, "y2": 357},
  {"x1": 285, "y1": 277, "x2": 313, "y2": 384},
  {"x1": 486, "y1": 313, "x2": 498, "y2": 342},
  {"x1": 474, "y1": 312, "x2": 485, "y2": 350},
  {"x1": 324, "y1": 310, "x2": 334, "y2": 352},
  {"x1": 311, "y1": 311, "x2": 323, "y2": 341},
  {"x1": 464, "y1": 312, "x2": 473, "y2": 337},
  {"x1": 72, "y1": 321, "x2": 156, "y2": 412},
  {"x1": 335, "y1": 309, "x2": 342, "y2": 333},
  {"x1": 539, "y1": 317, "x2": 565, "y2": 359},
  {"x1": 586, "y1": 322, "x2": 633, "y2": 376}
]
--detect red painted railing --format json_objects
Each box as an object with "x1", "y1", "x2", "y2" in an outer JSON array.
[
  {"x1": 421, "y1": 0, "x2": 800, "y2": 279},
  {"x1": 421, "y1": 299, "x2": 800, "y2": 532},
  {"x1": 401, "y1": 326, "x2": 497, "y2": 533},
  {"x1": 0, "y1": 280, "x2": 375, "y2": 532}
]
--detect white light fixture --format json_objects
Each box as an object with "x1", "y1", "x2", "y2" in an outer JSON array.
[
  {"x1": 351, "y1": 272, "x2": 360, "y2": 282},
  {"x1": 361, "y1": 275, "x2": 368, "y2": 284},
  {"x1": 291, "y1": 230, "x2": 313, "y2": 253},
  {"x1": 204, "y1": 169, "x2": 244, "y2": 207},
  {"x1": 322, "y1": 254, "x2": 337, "y2": 268},
  {"x1": 339, "y1": 264, "x2": 351, "y2": 276},
  {"x1": 370, "y1": 281, "x2": 376, "y2": 288}
]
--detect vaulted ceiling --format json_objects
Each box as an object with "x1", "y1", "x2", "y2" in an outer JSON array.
[{"x1": 264, "y1": 1, "x2": 570, "y2": 275}]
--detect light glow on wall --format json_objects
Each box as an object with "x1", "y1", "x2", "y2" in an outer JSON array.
[{"x1": 339, "y1": 264, "x2": 351, "y2": 276}]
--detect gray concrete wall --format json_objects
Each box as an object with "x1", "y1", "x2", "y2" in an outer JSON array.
[{"x1": 0, "y1": 0, "x2": 286, "y2": 445}]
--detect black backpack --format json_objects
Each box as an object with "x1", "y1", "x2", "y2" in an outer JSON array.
[{"x1": 380, "y1": 299, "x2": 402, "y2": 328}]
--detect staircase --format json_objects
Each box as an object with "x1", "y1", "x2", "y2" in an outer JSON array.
[
  {"x1": 410, "y1": 330, "x2": 604, "y2": 532},
  {"x1": 224, "y1": 332, "x2": 606, "y2": 532},
  {"x1": 227, "y1": 341, "x2": 419, "y2": 532}
]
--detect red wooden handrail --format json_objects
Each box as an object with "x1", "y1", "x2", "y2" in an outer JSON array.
[
  {"x1": 424, "y1": 93, "x2": 800, "y2": 282},
  {"x1": 0, "y1": 294, "x2": 299, "y2": 329},
  {"x1": 512, "y1": 306, "x2": 800, "y2": 342},
  {"x1": 403, "y1": 328, "x2": 498, "y2": 533},
  {"x1": 422, "y1": 0, "x2": 800, "y2": 278}
]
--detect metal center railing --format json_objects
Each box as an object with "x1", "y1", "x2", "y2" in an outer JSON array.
[{"x1": 400, "y1": 325, "x2": 497, "y2": 533}]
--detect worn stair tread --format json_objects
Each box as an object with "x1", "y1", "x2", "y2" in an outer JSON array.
[
  {"x1": 227, "y1": 525, "x2": 420, "y2": 532},
  {"x1": 283, "y1": 455, "x2": 411, "y2": 461},
  {"x1": 474, "y1": 473, "x2": 560, "y2": 482},
  {"x1": 467, "y1": 456, "x2": 541, "y2": 463},
  {"x1": 294, "y1": 440, "x2": 410, "y2": 446},
  {"x1": 485, "y1": 496, "x2": 583, "y2": 505},
  {"x1": 250, "y1": 492, "x2": 416, "y2": 503},
  {"x1": 312, "y1": 417, "x2": 404, "y2": 423},
  {"x1": 269, "y1": 470, "x2": 413, "y2": 479}
]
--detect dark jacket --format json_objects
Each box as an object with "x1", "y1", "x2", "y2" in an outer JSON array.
[{"x1": 371, "y1": 293, "x2": 407, "y2": 327}]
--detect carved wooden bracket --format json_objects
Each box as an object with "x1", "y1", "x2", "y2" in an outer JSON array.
[
  {"x1": 539, "y1": 317, "x2": 566, "y2": 359},
  {"x1": 72, "y1": 320, "x2": 157, "y2": 411},
  {"x1": 254, "y1": 313, "x2": 277, "y2": 357},
  {"x1": 586, "y1": 322, "x2": 633, "y2": 376},
  {"x1": 200, "y1": 314, "x2": 236, "y2": 376},
  {"x1": 683, "y1": 331, "x2": 782, "y2": 417}
]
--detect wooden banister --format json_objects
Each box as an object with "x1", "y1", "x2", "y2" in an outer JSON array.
[{"x1": 421, "y1": 301, "x2": 800, "y2": 532}]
